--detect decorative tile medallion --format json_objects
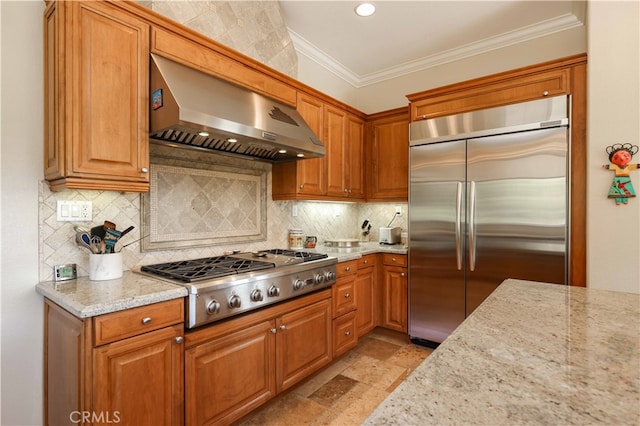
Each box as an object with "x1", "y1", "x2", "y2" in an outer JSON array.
[{"x1": 142, "y1": 163, "x2": 267, "y2": 250}]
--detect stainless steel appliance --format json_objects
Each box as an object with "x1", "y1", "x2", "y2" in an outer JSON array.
[
  {"x1": 149, "y1": 54, "x2": 324, "y2": 162},
  {"x1": 139, "y1": 249, "x2": 337, "y2": 328},
  {"x1": 408, "y1": 96, "x2": 569, "y2": 345}
]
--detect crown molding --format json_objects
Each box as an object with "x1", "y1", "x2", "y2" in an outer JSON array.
[{"x1": 289, "y1": 12, "x2": 584, "y2": 88}]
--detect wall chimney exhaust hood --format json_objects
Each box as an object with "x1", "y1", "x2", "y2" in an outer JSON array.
[{"x1": 149, "y1": 54, "x2": 325, "y2": 162}]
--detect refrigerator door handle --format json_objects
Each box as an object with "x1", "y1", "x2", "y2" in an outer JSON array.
[
  {"x1": 455, "y1": 181, "x2": 463, "y2": 270},
  {"x1": 469, "y1": 180, "x2": 477, "y2": 271}
]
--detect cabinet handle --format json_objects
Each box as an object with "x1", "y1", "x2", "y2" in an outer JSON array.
[
  {"x1": 543, "y1": 91, "x2": 549, "y2": 96},
  {"x1": 344, "y1": 266, "x2": 351, "y2": 272},
  {"x1": 279, "y1": 324, "x2": 286, "y2": 331},
  {"x1": 175, "y1": 336, "x2": 184, "y2": 344},
  {"x1": 141, "y1": 317, "x2": 152, "y2": 324},
  {"x1": 392, "y1": 257, "x2": 397, "y2": 262},
  {"x1": 363, "y1": 259, "x2": 368, "y2": 264},
  {"x1": 401, "y1": 272, "x2": 406, "y2": 277},
  {"x1": 299, "y1": 184, "x2": 304, "y2": 189},
  {"x1": 345, "y1": 331, "x2": 351, "y2": 336},
  {"x1": 344, "y1": 293, "x2": 351, "y2": 299},
  {"x1": 141, "y1": 167, "x2": 149, "y2": 173},
  {"x1": 344, "y1": 188, "x2": 348, "y2": 193},
  {"x1": 270, "y1": 328, "x2": 277, "y2": 334}
]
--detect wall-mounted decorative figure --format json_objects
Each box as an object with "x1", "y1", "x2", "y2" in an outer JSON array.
[{"x1": 603, "y1": 143, "x2": 640, "y2": 205}]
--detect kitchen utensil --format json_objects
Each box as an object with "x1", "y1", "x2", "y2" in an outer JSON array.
[
  {"x1": 119, "y1": 225, "x2": 135, "y2": 238},
  {"x1": 76, "y1": 232, "x2": 101, "y2": 254},
  {"x1": 103, "y1": 228, "x2": 121, "y2": 254},
  {"x1": 91, "y1": 225, "x2": 106, "y2": 240},
  {"x1": 118, "y1": 234, "x2": 150, "y2": 250},
  {"x1": 74, "y1": 225, "x2": 90, "y2": 234},
  {"x1": 304, "y1": 236, "x2": 317, "y2": 248},
  {"x1": 103, "y1": 220, "x2": 116, "y2": 230}
]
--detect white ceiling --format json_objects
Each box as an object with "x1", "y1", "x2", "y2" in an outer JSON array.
[{"x1": 279, "y1": 1, "x2": 585, "y2": 87}]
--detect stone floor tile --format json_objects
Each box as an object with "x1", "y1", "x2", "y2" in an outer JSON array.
[
  {"x1": 354, "y1": 336, "x2": 402, "y2": 361},
  {"x1": 309, "y1": 374, "x2": 358, "y2": 407},
  {"x1": 340, "y1": 355, "x2": 408, "y2": 390},
  {"x1": 386, "y1": 343, "x2": 433, "y2": 369}
]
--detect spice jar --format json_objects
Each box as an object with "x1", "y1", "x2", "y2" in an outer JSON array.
[{"x1": 288, "y1": 229, "x2": 304, "y2": 250}]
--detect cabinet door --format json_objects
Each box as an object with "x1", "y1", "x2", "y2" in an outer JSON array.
[
  {"x1": 325, "y1": 105, "x2": 348, "y2": 197},
  {"x1": 276, "y1": 299, "x2": 332, "y2": 392},
  {"x1": 368, "y1": 112, "x2": 409, "y2": 201},
  {"x1": 382, "y1": 267, "x2": 408, "y2": 332},
  {"x1": 185, "y1": 320, "x2": 276, "y2": 425},
  {"x1": 355, "y1": 265, "x2": 375, "y2": 336},
  {"x1": 347, "y1": 114, "x2": 365, "y2": 199},
  {"x1": 295, "y1": 93, "x2": 325, "y2": 195},
  {"x1": 93, "y1": 324, "x2": 184, "y2": 426},
  {"x1": 70, "y1": 1, "x2": 149, "y2": 182}
]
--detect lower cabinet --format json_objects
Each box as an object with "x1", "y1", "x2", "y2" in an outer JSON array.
[
  {"x1": 44, "y1": 298, "x2": 185, "y2": 426},
  {"x1": 332, "y1": 260, "x2": 358, "y2": 357},
  {"x1": 184, "y1": 290, "x2": 332, "y2": 425},
  {"x1": 355, "y1": 255, "x2": 376, "y2": 337},
  {"x1": 381, "y1": 254, "x2": 408, "y2": 333}
]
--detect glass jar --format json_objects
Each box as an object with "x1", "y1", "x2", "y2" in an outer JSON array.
[{"x1": 288, "y1": 229, "x2": 304, "y2": 250}]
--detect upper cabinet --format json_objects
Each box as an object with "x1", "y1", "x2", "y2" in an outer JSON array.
[
  {"x1": 44, "y1": 1, "x2": 150, "y2": 192},
  {"x1": 272, "y1": 93, "x2": 365, "y2": 201},
  {"x1": 365, "y1": 108, "x2": 409, "y2": 202}
]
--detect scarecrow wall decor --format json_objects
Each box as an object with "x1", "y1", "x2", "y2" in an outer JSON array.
[{"x1": 603, "y1": 143, "x2": 640, "y2": 205}]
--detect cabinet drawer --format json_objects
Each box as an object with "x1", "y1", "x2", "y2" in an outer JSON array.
[
  {"x1": 332, "y1": 279, "x2": 356, "y2": 318},
  {"x1": 336, "y1": 260, "x2": 358, "y2": 277},
  {"x1": 382, "y1": 254, "x2": 407, "y2": 267},
  {"x1": 357, "y1": 255, "x2": 376, "y2": 269},
  {"x1": 332, "y1": 311, "x2": 357, "y2": 357},
  {"x1": 93, "y1": 298, "x2": 184, "y2": 346}
]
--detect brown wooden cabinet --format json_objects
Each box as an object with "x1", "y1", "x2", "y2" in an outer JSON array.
[
  {"x1": 355, "y1": 255, "x2": 376, "y2": 337},
  {"x1": 44, "y1": 0, "x2": 150, "y2": 192},
  {"x1": 332, "y1": 260, "x2": 358, "y2": 356},
  {"x1": 365, "y1": 108, "x2": 410, "y2": 201},
  {"x1": 44, "y1": 298, "x2": 185, "y2": 426},
  {"x1": 184, "y1": 290, "x2": 332, "y2": 425},
  {"x1": 380, "y1": 254, "x2": 408, "y2": 333},
  {"x1": 406, "y1": 54, "x2": 587, "y2": 286}
]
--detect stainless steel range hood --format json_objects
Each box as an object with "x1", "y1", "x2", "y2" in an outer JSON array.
[{"x1": 149, "y1": 54, "x2": 324, "y2": 162}]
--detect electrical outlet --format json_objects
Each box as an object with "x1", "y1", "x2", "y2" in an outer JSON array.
[
  {"x1": 395, "y1": 206, "x2": 402, "y2": 216},
  {"x1": 57, "y1": 200, "x2": 92, "y2": 222},
  {"x1": 292, "y1": 204, "x2": 298, "y2": 217}
]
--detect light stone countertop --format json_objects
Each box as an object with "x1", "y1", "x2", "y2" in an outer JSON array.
[
  {"x1": 364, "y1": 278, "x2": 640, "y2": 425},
  {"x1": 35, "y1": 271, "x2": 188, "y2": 318},
  {"x1": 34, "y1": 244, "x2": 404, "y2": 318}
]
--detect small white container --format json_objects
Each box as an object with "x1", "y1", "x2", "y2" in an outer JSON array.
[
  {"x1": 89, "y1": 252, "x2": 123, "y2": 281},
  {"x1": 288, "y1": 229, "x2": 304, "y2": 250}
]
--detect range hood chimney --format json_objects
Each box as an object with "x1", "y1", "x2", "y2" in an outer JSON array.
[{"x1": 149, "y1": 54, "x2": 324, "y2": 162}]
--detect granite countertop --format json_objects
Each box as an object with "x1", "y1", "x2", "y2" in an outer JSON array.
[
  {"x1": 35, "y1": 271, "x2": 188, "y2": 318},
  {"x1": 364, "y1": 279, "x2": 640, "y2": 425},
  {"x1": 35, "y1": 244, "x2": 405, "y2": 318}
]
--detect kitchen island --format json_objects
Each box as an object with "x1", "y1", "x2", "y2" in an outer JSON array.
[{"x1": 364, "y1": 279, "x2": 640, "y2": 425}]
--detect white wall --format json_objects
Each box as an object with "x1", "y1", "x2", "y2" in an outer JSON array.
[
  {"x1": 1, "y1": 1, "x2": 45, "y2": 425},
  {"x1": 586, "y1": 1, "x2": 640, "y2": 293}
]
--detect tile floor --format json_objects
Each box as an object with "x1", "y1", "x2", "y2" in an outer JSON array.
[{"x1": 238, "y1": 328, "x2": 434, "y2": 426}]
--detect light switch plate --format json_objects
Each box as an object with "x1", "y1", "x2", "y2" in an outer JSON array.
[{"x1": 57, "y1": 200, "x2": 92, "y2": 222}]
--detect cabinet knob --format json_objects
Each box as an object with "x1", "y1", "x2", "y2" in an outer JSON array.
[
  {"x1": 344, "y1": 293, "x2": 351, "y2": 299},
  {"x1": 175, "y1": 336, "x2": 184, "y2": 344},
  {"x1": 363, "y1": 259, "x2": 368, "y2": 264},
  {"x1": 345, "y1": 331, "x2": 351, "y2": 336},
  {"x1": 141, "y1": 317, "x2": 152, "y2": 324},
  {"x1": 141, "y1": 167, "x2": 149, "y2": 173},
  {"x1": 401, "y1": 272, "x2": 406, "y2": 277},
  {"x1": 279, "y1": 324, "x2": 286, "y2": 331},
  {"x1": 543, "y1": 91, "x2": 549, "y2": 96},
  {"x1": 392, "y1": 257, "x2": 397, "y2": 262},
  {"x1": 344, "y1": 188, "x2": 348, "y2": 193},
  {"x1": 299, "y1": 184, "x2": 304, "y2": 189},
  {"x1": 270, "y1": 328, "x2": 277, "y2": 334},
  {"x1": 344, "y1": 266, "x2": 351, "y2": 272}
]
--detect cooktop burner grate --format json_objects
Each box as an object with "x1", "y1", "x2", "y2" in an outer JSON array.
[
  {"x1": 259, "y1": 249, "x2": 328, "y2": 262},
  {"x1": 140, "y1": 256, "x2": 275, "y2": 283}
]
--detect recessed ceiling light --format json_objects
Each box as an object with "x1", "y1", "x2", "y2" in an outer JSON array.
[
  {"x1": 355, "y1": 3, "x2": 375, "y2": 17},
  {"x1": 198, "y1": 131, "x2": 210, "y2": 137},
  {"x1": 227, "y1": 138, "x2": 238, "y2": 143},
  {"x1": 297, "y1": 153, "x2": 305, "y2": 158},
  {"x1": 278, "y1": 149, "x2": 287, "y2": 154}
]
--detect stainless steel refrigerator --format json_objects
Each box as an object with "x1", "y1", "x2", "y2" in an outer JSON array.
[{"x1": 408, "y1": 96, "x2": 569, "y2": 344}]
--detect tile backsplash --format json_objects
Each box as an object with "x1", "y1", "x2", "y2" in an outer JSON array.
[{"x1": 39, "y1": 149, "x2": 406, "y2": 281}]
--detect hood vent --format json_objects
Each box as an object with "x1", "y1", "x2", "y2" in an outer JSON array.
[{"x1": 149, "y1": 54, "x2": 324, "y2": 162}]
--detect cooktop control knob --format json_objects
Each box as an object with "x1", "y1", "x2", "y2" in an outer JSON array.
[
  {"x1": 206, "y1": 299, "x2": 221, "y2": 315},
  {"x1": 250, "y1": 289, "x2": 264, "y2": 302},
  {"x1": 293, "y1": 279, "x2": 305, "y2": 291},
  {"x1": 325, "y1": 271, "x2": 336, "y2": 282},
  {"x1": 314, "y1": 273, "x2": 325, "y2": 285},
  {"x1": 228, "y1": 294, "x2": 242, "y2": 308},
  {"x1": 267, "y1": 285, "x2": 280, "y2": 297}
]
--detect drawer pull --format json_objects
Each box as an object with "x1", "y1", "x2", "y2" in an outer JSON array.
[
  {"x1": 543, "y1": 90, "x2": 549, "y2": 96},
  {"x1": 363, "y1": 259, "x2": 368, "y2": 264},
  {"x1": 344, "y1": 266, "x2": 351, "y2": 272},
  {"x1": 279, "y1": 324, "x2": 286, "y2": 331},
  {"x1": 344, "y1": 293, "x2": 351, "y2": 299},
  {"x1": 270, "y1": 328, "x2": 277, "y2": 334},
  {"x1": 141, "y1": 317, "x2": 152, "y2": 325},
  {"x1": 392, "y1": 257, "x2": 397, "y2": 262},
  {"x1": 345, "y1": 331, "x2": 351, "y2": 336},
  {"x1": 401, "y1": 273, "x2": 406, "y2": 277},
  {"x1": 175, "y1": 336, "x2": 183, "y2": 344}
]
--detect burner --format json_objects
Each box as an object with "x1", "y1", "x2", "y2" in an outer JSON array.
[
  {"x1": 259, "y1": 249, "x2": 328, "y2": 262},
  {"x1": 140, "y1": 256, "x2": 274, "y2": 283}
]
